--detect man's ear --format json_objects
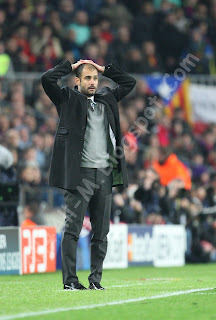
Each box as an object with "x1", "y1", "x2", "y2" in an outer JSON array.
[{"x1": 75, "y1": 77, "x2": 80, "y2": 86}]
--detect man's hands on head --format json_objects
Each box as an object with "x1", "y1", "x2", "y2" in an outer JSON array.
[
  {"x1": 71, "y1": 60, "x2": 105, "y2": 73},
  {"x1": 71, "y1": 60, "x2": 84, "y2": 72}
]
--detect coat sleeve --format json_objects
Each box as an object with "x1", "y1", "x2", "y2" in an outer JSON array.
[
  {"x1": 102, "y1": 63, "x2": 136, "y2": 102},
  {"x1": 41, "y1": 60, "x2": 72, "y2": 114}
]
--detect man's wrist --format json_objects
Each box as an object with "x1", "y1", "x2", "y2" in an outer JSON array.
[{"x1": 103, "y1": 64, "x2": 112, "y2": 73}]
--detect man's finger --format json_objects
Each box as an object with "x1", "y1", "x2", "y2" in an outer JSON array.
[
  {"x1": 80, "y1": 59, "x2": 94, "y2": 63},
  {"x1": 78, "y1": 59, "x2": 102, "y2": 72}
]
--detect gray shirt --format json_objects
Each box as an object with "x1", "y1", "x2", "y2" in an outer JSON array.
[{"x1": 80, "y1": 98, "x2": 110, "y2": 168}]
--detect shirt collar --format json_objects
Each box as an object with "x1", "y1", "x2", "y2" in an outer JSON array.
[{"x1": 88, "y1": 96, "x2": 96, "y2": 105}]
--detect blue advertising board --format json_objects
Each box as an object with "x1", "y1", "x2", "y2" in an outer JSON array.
[
  {"x1": 128, "y1": 225, "x2": 154, "y2": 266},
  {"x1": 56, "y1": 230, "x2": 90, "y2": 270},
  {"x1": 128, "y1": 225, "x2": 186, "y2": 267},
  {"x1": 0, "y1": 227, "x2": 20, "y2": 275}
]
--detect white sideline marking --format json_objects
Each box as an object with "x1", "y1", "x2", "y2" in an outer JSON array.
[
  {"x1": 0, "y1": 287, "x2": 214, "y2": 320},
  {"x1": 109, "y1": 281, "x2": 170, "y2": 288},
  {"x1": 195, "y1": 292, "x2": 216, "y2": 295},
  {"x1": 144, "y1": 278, "x2": 180, "y2": 281}
]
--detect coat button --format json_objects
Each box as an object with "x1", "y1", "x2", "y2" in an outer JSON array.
[{"x1": 80, "y1": 139, "x2": 83, "y2": 142}]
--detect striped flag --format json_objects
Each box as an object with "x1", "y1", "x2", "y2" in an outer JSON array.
[{"x1": 144, "y1": 76, "x2": 192, "y2": 123}]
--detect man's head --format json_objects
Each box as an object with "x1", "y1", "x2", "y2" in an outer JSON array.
[
  {"x1": 75, "y1": 63, "x2": 98, "y2": 97},
  {"x1": 158, "y1": 146, "x2": 171, "y2": 164}
]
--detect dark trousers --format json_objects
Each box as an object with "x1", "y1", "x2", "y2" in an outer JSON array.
[{"x1": 61, "y1": 166, "x2": 113, "y2": 285}]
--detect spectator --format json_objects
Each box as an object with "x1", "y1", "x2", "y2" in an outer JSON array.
[
  {"x1": 126, "y1": 47, "x2": 144, "y2": 74},
  {"x1": 12, "y1": 25, "x2": 36, "y2": 71},
  {"x1": 175, "y1": 7, "x2": 189, "y2": 32},
  {"x1": 61, "y1": 29, "x2": 80, "y2": 61},
  {"x1": 48, "y1": 11, "x2": 64, "y2": 39},
  {"x1": 58, "y1": 0, "x2": 75, "y2": 27},
  {"x1": 99, "y1": 0, "x2": 133, "y2": 29},
  {"x1": 32, "y1": 1, "x2": 48, "y2": 27},
  {"x1": 5, "y1": 129, "x2": 21, "y2": 150},
  {"x1": 0, "y1": 10, "x2": 7, "y2": 36},
  {"x1": 0, "y1": 145, "x2": 14, "y2": 171},
  {"x1": 17, "y1": 8, "x2": 33, "y2": 29},
  {"x1": 191, "y1": 153, "x2": 208, "y2": 183},
  {"x1": 156, "y1": 10, "x2": 188, "y2": 72},
  {"x1": 18, "y1": 126, "x2": 32, "y2": 150},
  {"x1": 109, "y1": 25, "x2": 132, "y2": 70},
  {"x1": 0, "y1": 41, "x2": 13, "y2": 76},
  {"x1": 153, "y1": 146, "x2": 192, "y2": 190},
  {"x1": 0, "y1": 114, "x2": 10, "y2": 142},
  {"x1": 5, "y1": 38, "x2": 23, "y2": 72},
  {"x1": 66, "y1": 11, "x2": 90, "y2": 48},
  {"x1": 112, "y1": 191, "x2": 139, "y2": 223},
  {"x1": 31, "y1": 25, "x2": 63, "y2": 60},
  {"x1": 0, "y1": 145, "x2": 18, "y2": 226},
  {"x1": 154, "y1": 0, "x2": 181, "y2": 8},
  {"x1": 141, "y1": 41, "x2": 164, "y2": 74},
  {"x1": 186, "y1": 25, "x2": 213, "y2": 74},
  {"x1": 132, "y1": 2, "x2": 156, "y2": 45},
  {"x1": 98, "y1": 18, "x2": 113, "y2": 43},
  {"x1": 157, "y1": 115, "x2": 171, "y2": 147},
  {"x1": 184, "y1": 0, "x2": 198, "y2": 19},
  {"x1": 83, "y1": 42, "x2": 100, "y2": 62},
  {"x1": 75, "y1": 0, "x2": 103, "y2": 18},
  {"x1": 21, "y1": 202, "x2": 39, "y2": 227},
  {"x1": 36, "y1": 44, "x2": 59, "y2": 71}
]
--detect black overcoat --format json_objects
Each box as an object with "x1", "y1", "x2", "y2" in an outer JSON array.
[{"x1": 41, "y1": 60, "x2": 136, "y2": 190}]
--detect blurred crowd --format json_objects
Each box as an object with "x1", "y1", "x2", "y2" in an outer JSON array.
[
  {"x1": 1, "y1": 75, "x2": 216, "y2": 262},
  {"x1": 0, "y1": 0, "x2": 216, "y2": 263},
  {"x1": 0, "y1": 0, "x2": 216, "y2": 74}
]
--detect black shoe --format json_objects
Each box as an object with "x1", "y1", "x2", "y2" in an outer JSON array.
[
  {"x1": 64, "y1": 282, "x2": 87, "y2": 291},
  {"x1": 89, "y1": 282, "x2": 105, "y2": 290}
]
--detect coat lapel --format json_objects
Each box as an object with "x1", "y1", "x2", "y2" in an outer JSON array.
[{"x1": 74, "y1": 89, "x2": 88, "y2": 112}]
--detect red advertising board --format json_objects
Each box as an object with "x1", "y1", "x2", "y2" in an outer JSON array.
[{"x1": 21, "y1": 226, "x2": 56, "y2": 274}]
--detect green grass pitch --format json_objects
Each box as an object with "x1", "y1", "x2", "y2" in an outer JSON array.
[{"x1": 0, "y1": 264, "x2": 215, "y2": 320}]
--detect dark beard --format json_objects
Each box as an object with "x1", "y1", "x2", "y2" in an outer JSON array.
[
  {"x1": 85, "y1": 91, "x2": 95, "y2": 97},
  {"x1": 80, "y1": 86, "x2": 96, "y2": 97}
]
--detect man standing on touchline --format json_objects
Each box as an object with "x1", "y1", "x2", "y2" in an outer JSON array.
[{"x1": 41, "y1": 59, "x2": 136, "y2": 290}]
